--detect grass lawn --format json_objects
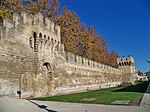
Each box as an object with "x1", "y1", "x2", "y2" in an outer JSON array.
[{"x1": 33, "y1": 81, "x2": 149, "y2": 105}]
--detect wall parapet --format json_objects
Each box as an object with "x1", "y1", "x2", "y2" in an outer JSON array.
[
  {"x1": 0, "y1": 12, "x2": 135, "y2": 98},
  {"x1": 117, "y1": 56, "x2": 134, "y2": 67},
  {"x1": 65, "y1": 51, "x2": 122, "y2": 73},
  {"x1": 0, "y1": 12, "x2": 61, "y2": 41}
]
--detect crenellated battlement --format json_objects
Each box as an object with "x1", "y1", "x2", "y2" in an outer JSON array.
[
  {"x1": 117, "y1": 55, "x2": 134, "y2": 66},
  {"x1": 0, "y1": 12, "x2": 134, "y2": 98},
  {"x1": 0, "y1": 12, "x2": 61, "y2": 42},
  {"x1": 66, "y1": 52, "x2": 121, "y2": 73},
  {"x1": 117, "y1": 55, "x2": 136, "y2": 83}
]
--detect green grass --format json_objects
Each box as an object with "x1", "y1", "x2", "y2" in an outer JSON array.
[{"x1": 33, "y1": 81, "x2": 149, "y2": 105}]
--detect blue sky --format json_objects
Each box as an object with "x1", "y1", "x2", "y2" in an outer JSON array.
[{"x1": 59, "y1": 0, "x2": 150, "y2": 73}]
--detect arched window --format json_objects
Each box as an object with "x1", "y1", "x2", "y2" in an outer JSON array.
[
  {"x1": 51, "y1": 38, "x2": 53, "y2": 44},
  {"x1": 122, "y1": 62, "x2": 124, "y2": 66},
  {"x1": 33, "y1": 32, "x2": 37, "y2": 52},
  {"x1": 82, "y1": 58, "x2": 84, "y2": 65},
  {"x1": 43, "y1": 62, "x2": 51, "y2": 71},
  {"x1": 124, "y1": 62, "x2": 127, "y2": 66},
  {"x1": 44, "y1": 35, "x2": 46, "y2": 43},
  {"x1": 119, "y1": 62, "x2": 121, "y2": 66},
  {"x1": 129, "y1": 61, "x2": 131, "y2": 66},
  {"x1": 39, "y1": 33, "x2": 42, "y2": 49},
  {"x1": 43, "y1": 62, "x2": 52, "y2": 78}
]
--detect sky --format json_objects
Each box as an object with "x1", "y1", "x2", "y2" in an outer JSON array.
[{"x1": 59, "y1": 0, "x2": 150, "y2": 73}]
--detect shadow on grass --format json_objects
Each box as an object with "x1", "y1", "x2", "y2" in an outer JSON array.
[
  {"x1": 113, "y1": 81, "x2": 149, "y2": 93},
  {"x1": 28, "y1": 100, "x2": 58, "y2": 112}
]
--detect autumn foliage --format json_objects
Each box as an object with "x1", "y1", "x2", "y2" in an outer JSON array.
[
  {"x1": 0, "y1": 0, "x2": 118, "y2": 67},
  {"x1": 0, "y1": 0, "x2": 23, "y2": 19},
  {"x1": 55, "y1": 6, "x2": 118, "y2": 67}
]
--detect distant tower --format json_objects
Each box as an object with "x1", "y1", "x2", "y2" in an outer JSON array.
[{"x1": 117, "y1": 55, "x2": 136, "y2": 83}]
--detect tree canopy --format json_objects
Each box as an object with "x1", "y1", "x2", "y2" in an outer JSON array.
[
  {"x1": 55, "y1": 6, "x2": 118, "y2": 67},
  {"x1": 0, "y1": 0, "x2": 119, "y2": 67}
]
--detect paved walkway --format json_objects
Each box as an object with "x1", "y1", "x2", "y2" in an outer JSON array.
[
  {"x1": 0, "y1": 82, "x2": 150, "y2": 112},
  {"x1": 140, "y1": 82, "x2": 150, "y2": 108}
]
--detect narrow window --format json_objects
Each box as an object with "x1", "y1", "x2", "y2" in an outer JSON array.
[{"x1": 33, "y1": 32, "x2": 37, "y2": 52}]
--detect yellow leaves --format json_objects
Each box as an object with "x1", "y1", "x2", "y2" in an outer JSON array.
[
  {"x1": 23, "y1": 0, "x2": 59, "y2": 17},
  {"x1": 54, "y1": 6, "x2": 82, "y2": 54},
  {"x1": 24, "y1": 0, "x2": 40, "y2": 15},
  {"x1": 55, "y1": 6, "x2": 118, "y2": 67},
  {"x1": 0, "y1": 0, "x2": 23, "y2": 19},
  {"x1": 0, "y1": 9, "x2": 13, "y2": 19},
  {"x1": 42, "y1": 0, "x2": 60, "y2": 18},
  {"x1": 0, "y1": 0, "x2": 118, "y2": 67}
]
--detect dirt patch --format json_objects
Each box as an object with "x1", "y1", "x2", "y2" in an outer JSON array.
[
  {"x1": 94, "y1": 99, "x2": 105, "y2": 103},
  {"x1": 112, "y1": 100, "x2": 130, "y2": 105},
  {"x1": 129, "y1": 96, "x2": 143, "y2": 106},
  {"x1": 81, "y1": 98, "x2": 98, "y2": 101}
]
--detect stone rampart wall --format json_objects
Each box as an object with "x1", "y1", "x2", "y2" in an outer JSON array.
[
  {"x1": 65, "y1": 52, "x2": 121, "y2": 74},
  {"x1": 0, "y1": 12, "x2": 123, "y2": 98},
  {"x1": 0, "y1": 37, "x2": 37, "y2": 97}
]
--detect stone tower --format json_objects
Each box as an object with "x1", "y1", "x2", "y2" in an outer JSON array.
[{"x1": 117, "y1": 55, "x2": 136, "y2": 83}]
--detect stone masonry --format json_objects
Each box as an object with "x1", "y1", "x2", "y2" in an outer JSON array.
[
  {"x1": 117, "y1": 56, "x2": 136, "y2": 83},
  {"x1": 0, "y1": 12, "x2": 135, "y2": 98}
]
